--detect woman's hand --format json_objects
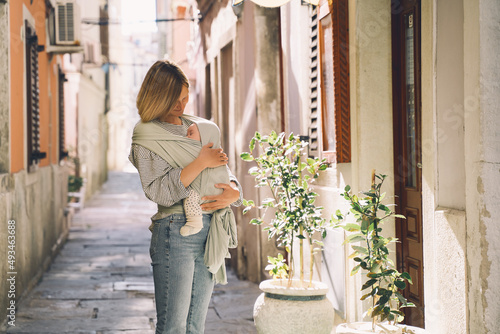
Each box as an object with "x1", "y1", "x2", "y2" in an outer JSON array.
[
  {"x1": 198, "y1": 143, "x2": 228, "y2": 168},
  {"x1": 201, "y1": 183, "x2": 240, "y2": 211}
]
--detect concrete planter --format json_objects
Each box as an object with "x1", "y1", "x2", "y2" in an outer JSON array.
[
  {"x1": 336, "y1": 322, "x2": 427, "y2": 334},
  {"x1": 399, "y1": 325, "x2": 427, "y2": 334},
  {"x1": 336, "y1": 322, "x2": 402, "y2": 334},
  {"x1": 253, "y1": 279, "x2": 334, "y2": 334}
]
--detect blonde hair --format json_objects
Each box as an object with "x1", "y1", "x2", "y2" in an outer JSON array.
[{"x1": 136, "y1": 60, "x2": 190, "y2": 122}]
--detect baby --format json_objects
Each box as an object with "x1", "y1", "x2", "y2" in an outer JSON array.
[
  {"x1": 180, "y1": 123, "x2": 226, "y2": 236},
  {"x1": 179, "y1": 123, "x2": 205, "y2": 236}
]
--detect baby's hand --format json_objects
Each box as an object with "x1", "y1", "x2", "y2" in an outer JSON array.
[{"x1": 198, "y1": 143, "x2": 228, "y2": 168}]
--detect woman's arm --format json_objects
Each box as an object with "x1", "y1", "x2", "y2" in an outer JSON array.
[
  {"x1": 200, "y1": 182, "x2": 240, "y2": 211},
  {"x1": 200, "y1": 165, "x2": 243, "y2": 211},
  {"x1": 180, "y1": 143, "x2": 228, "y2": 187},
  {"x1": 129, "y1": 144, "x2": 190, "y2": 207}
]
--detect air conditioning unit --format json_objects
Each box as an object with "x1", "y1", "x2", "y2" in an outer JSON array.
[{"x1": 55, "y1": 0, "x2": 81, "y2": 45}]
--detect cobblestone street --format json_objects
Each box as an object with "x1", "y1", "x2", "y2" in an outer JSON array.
[{"x1": 3, "y1": 171, "x2": 260, "y2": 334}]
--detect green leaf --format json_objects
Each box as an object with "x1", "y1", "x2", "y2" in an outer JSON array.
[
  {"x1": 242, "y1": 199, "x2": 253, "y2": 206},
  {"x1": 401, "y1": 272, "x2": 413, "y2": 284},
  {"x1": 360, "y1": 292, "x2": 372, "y2": 301},
  {"x1": 367, "y1": 272, "x2": 384, "y2": 279},
  {"x1": 341, "y1": 223, "x2": 361, "y2": 232},
  {"x1": 372, "y1": 238, "x2": 387, "y2": 250},
  {"x1": 343, "y1": 235, "x2": 365, "y2": 245},
  {"x1": 249, "y1": 218, "x2": 262, "y2": 225},
  {"x1": 394, "y1": 280, "x2": 406, "y2": 290},
  {"x1": 242, "y1": 206, "x2": 252, "y2": 215},
  {"x1": 240, "y1": 152, "x2": 254, "y2": 161},
  {"x1": 361, "y1": 219, "x2": 369, "y2": 232},
  {"x1": 351, "y1": 245, "x2": 368, "y2": 254},
  {"x1": 394, "y1": 214, "x2": 406, "y2": 219},
  {"x1": 362, "y1": 278, "x2": 378, "y2": 290},
  {"x1": 377, "y1": 294, "x2": 390, "y2": 306},
  {"x1": 248, "y1": 166, "x2": 260, "y2": 175},
  {"x1": 345, "y1": 233, "x2": 364, "y2": 241},
  {"x1": 350, "y1": 264, "x2": 361, "y2": 276},
  {"x1": 378, "y1": 204, "x2": 390, "y2": 212},
  {"x1": 249, "y1": 138, "x2": 256, "y2": 151},
  {"x1": 395, "y1": 292, "x2": 407, "y2": 305},
  {"x1": 345, "y1": 185, "x2": 351, "y2": 192}
]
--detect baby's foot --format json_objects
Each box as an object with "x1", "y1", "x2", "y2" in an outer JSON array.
[{"x1": 180, "y1": 225, "x2": 202, "y2": 236}]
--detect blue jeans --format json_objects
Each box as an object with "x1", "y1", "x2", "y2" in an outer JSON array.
[{"x1": 150, "y1": 213, "x2": 214, "y2": 334}]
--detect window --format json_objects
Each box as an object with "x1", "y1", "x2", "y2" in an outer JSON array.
[
  {"x1": 315, "y1": 0, "x2": 350, "y2": 163},
  {"x1": 25, "y1": 21, "x2": 46, "y2": 170}
]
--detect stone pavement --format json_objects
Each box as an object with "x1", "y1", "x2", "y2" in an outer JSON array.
[{"x1": 3, "y1": 171, "x2": 261, "y2": 334}]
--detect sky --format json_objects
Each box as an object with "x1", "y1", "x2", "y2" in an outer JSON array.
[{"x1": 120, "y1": 0, "x2": 158, "y2": 35}]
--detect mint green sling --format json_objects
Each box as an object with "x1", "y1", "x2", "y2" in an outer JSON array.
[{"x1": 132, "y1": 115, "x2": 237, "y2": 284}]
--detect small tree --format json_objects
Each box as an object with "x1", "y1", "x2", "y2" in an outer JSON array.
[
  {"x1": 333, "y1": 172, "x2": 414, "y2": 329},
  {"x1": 240, "y1": 131, "x2": 328, "y2": 286}
]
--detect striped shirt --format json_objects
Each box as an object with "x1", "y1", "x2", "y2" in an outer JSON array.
[{"x1": 129, "y1": 118, "x2": 243, "y2": 211}]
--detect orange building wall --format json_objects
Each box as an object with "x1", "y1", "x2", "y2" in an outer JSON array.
[{"x1": 10, "y1": 0, "x2": 62, "y2": 172}]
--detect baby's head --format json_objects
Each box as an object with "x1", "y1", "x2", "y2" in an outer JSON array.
[{"x1": 186, "y1": 123, "x2": 201, "y2": 141}]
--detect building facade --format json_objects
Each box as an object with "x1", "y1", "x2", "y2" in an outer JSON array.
[
  {"x1": 0, "y1": 0, "x2": 109, "y2": 326},
  {"x1": 185, "y1": 0, "x2": 500, "y2": 332},
  {"x1": 106, "y1": 0, "x2": 158, "y2": 172},
  {"x1": 64, "y1": 0, "x2": 109, "y2": 197}
]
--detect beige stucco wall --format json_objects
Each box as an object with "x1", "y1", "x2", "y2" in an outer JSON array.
[
  {"x1": 233, "y1": 2, "x2": 261, "y2": 282},
  {"x1": 0, "y1": 165, "x2": 70, "y2": 326},
  {"x1": 464, "y1": 0, "x2": 500, "y2": 333},
  {"x1": 338, "y1": 0, "x2": 395, "y2": 323},
  {"x1": 420, "y1": 0, "x2": 469, "y2": 333},
  {"x1": 77, "y1": 74, "x2": 108, "y2": 198}
]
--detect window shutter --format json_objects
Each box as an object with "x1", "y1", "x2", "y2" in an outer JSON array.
[
  {"x1": 309, "y1": 6, "x2": 320, "y2": 158},
  {"x1": 332, "y1": 0, "x2": 350, "y2": 162},
  {"x1": 59, "y1": 67, "x2": 68, "y2": 160},
  {"x1": 25, "y1": 21, "x2": 46, "y2": 168}
]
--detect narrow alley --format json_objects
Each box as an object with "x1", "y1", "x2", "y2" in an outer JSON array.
[{"x1": 3, "y1": 172, "x2": 260, "y2": 334}]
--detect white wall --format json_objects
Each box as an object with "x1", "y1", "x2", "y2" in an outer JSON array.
[
  {"x1": 420, "y1": 1, "x2": 468, "y2": 333},
  {"x1": 341, "y1": 0, "x2": 395, "y2": 323},
  {"x1": 464, "y1": 0, "x2": 500, "y2": 333}
]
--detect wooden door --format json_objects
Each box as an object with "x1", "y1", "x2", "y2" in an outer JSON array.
[{"x1": 391, "y1": 0, "x2": 424, "y2": 327}]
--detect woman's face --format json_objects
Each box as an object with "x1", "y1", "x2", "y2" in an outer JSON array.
[{"x1": 170, "y1": 85, "x2": 189, "y2": 117}]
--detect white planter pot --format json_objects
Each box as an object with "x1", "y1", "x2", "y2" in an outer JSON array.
[
  {"x1": 253, "y1": 279, "x2": 334, "y2": 334},
  {"x1": 398, "y1": 325, "x2": 427, "y2": 334},
  {"x1": 336, "y1": 322, "x2": 427, "y2": 334},
  {"x1": 336, "y1": 322, "x2": 402, "y2": 334}
]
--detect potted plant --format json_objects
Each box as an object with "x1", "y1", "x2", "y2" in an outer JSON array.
[
  {"x1": 240, "y1": 131, "x2": 334, "y2": 334},
  {"x1": 334, "y1": 171, "x2": 424, "y2": 334},
  {"x1": 67, "y1": 154, "x2": 86, "y2": 209}
]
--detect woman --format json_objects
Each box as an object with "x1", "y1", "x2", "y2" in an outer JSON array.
[{"x1": 128, "y1": 60, "x2": 242, "y2": 334}]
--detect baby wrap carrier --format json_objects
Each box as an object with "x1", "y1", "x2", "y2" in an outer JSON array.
[{"x1": 132, "y1": 115, "x2": 237, "y2": 284}]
